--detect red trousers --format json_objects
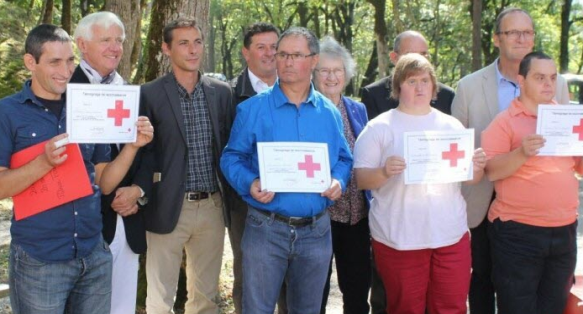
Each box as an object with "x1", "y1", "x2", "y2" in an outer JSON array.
[{"x1": 372, "y1": 233, "x2": 471, "y2": 314}]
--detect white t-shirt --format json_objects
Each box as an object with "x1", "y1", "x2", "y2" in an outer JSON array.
[{"x1": 354, "y1": 108, "x2": 468, "y2": 250}]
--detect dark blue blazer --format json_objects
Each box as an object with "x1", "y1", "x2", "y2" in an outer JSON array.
[{"x1": 341, "y1": 95, "x2": 372, "y2": 208}]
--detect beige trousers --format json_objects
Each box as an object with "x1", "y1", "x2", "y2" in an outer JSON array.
[{"x1": 146, "y1": 193, "x2": 225, "y2": 314}]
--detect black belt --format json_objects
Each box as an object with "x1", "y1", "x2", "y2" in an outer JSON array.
[
  {"x1": 254, "y1": 208, "x2": 326, "y2": 227},
  {"x1": 185, "y1": 191, "x2": 214, "y2": 201}
]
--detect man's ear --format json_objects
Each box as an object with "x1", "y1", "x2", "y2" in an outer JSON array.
[
  {"x1": 23, "y1": 53, "x2": 37, "y2": 72},
  {"x1": 389, "y1": 51, "x2": 399, "y2": 65},
  {"x1": 162, "y1": 42, "x2": 171, "y2": 56},
  {"x1": 517, "y1": 74, "x2": 525, "y2": 88}
]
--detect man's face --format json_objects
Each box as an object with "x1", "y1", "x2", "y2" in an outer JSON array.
[
  {"x1": 162, "y1": 27, "x2": 204, "y2": 74},
  {"x1": 275, "y1": 35, "x2": 318, "y2": 86},
  {"x1": 77, "y1": 24, "x2": 124, "y2": 77},
  {"x1": 390, "y1": 36, "x2": 429, "y2": 64},
  {"x1": 494, "y1": 12, "x2": 535, "y2": 63},
  {"x1": 519, "y1": 58, "x2": 557, "y2": 105},
  {"x1": 242, "y1": 31, "x2": 278, "y2": 78},
  {"x1": 24, "y1": 41, "x2": 75, "y2": 100}
]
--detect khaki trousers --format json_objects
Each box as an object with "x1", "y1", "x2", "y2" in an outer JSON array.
[{"x1": 146, "y1": 193, "x2": 225, "y2": 314}]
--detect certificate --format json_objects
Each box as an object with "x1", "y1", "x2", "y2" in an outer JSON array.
[
  {"x1": 403, "y1": 129, "x2": 474, "y2": 185},
  {"x1": 536, "y1": 104, "x2": 583, "y2": 156},
  {"x1": 257, "y1": 142, "x2": 331, "y2": 193},
  {"x1": 66, "y1": 83, "x2": 140, "y2": 143}
]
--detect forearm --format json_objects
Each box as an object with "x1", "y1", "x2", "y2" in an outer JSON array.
[
  {"x1": 485, "y1": 148, "x2": 528, "y2": 181},
  {"x1": 0, "y1": 156, "x2": 53, "y2": 199},
  {"x1": 355, "y1": 167, "x2": 389, "y2": 190},
  {"x1": 98, "y1": 145, "x2": 139, "y2": 195}
]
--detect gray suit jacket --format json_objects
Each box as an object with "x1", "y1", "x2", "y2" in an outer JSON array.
[
  {"x1": 452, "y1": 60, "x2": 570, "y2": 228},
  {"x1": 141, "y1": 72, "x2": 235, "y2": 233}
]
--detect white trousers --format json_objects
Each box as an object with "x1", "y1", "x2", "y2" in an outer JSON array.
[{"x1": 109, "y1": 214, "x2": 140, "y2": 314}]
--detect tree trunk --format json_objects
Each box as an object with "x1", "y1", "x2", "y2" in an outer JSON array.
[
  {"x1": 38, "y1": 0, "x2": 54, "y2": 25},
  {"x1": 367, "y1": 0, "x2": 389, "y2": 79},
  {"x1": 360, "y1": 40, "x2": 379, "y2": 92},
  {"x1": 104, "y1": 0, "x2": 142, "y2": 80},
  {"x1": 142, "y1": 0, "x2": 210, "y2": 82},
  {"x1": 61, "y1": 0, "x2": 72, "y2": 35},
  {"x1": 471, "y1": 0, "x2": 482, "y2": 71},
  {"x1": 560, "y1": 0, "x2": 572, "y2": 74}
]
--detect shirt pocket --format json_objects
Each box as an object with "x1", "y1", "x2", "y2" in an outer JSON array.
[{"x1": 15, "y1": 127, "x2": 49, "y2": 150}]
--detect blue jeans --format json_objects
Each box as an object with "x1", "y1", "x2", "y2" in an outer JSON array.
[
  {"x1": 9, "y1": 239, "x2": 113, "y2": 314},
  {"x1": 242, "y1": 206, "x2": 332, "y2": 314}
]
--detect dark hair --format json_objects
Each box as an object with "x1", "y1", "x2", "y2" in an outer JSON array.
[
  {"x1": 243, "y1": 22, "x2": 279, "y2": 49},
  {"x1": 277, "y1": 27, "x2": 319, "y2": 55},
  {"x1": 25, "y1": 24, "x2": 71, "y2": 63},
  {"x1": 495, "y1": 8, "x2": 534, "y2": 34},
  {"x1": 163, "y1": 18, "x2": 203, "y2": 45},
  {"x1": 519, "y1": 51, "x2": 552, "y2": 77}
]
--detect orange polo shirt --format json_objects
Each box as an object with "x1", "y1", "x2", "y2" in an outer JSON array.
[{"x1": 481, "y1": 99, "x2": 579, "y2": 227}]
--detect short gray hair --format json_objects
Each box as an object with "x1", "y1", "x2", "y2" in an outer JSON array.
[
  {"x1": 393, "y1": 30, "x2": 425, "y2": 53},
  {"x1": 277, "y1": 27, "x2": 319, "y2": 55},
  {"x1": 317, "y1": 36, "x2": 356, "y2": 82},
  {"x1": 73, "y1": 11, "x2": 125, "y2": 41}
]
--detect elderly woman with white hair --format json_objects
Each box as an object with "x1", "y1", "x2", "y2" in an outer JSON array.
[{"x1": 313, "y1": 36, "x2": 371, "y2": 314}]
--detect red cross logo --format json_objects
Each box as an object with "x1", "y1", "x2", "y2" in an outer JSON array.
[
  {"x1": 298, "y1": 155, "x2": 321, "y2": 178},
  {"x1": 573, "y1": 119, "x2": 583, "y2": 141},
  {"x1": 107, "y1": 100, "x2": 130, "y2": 126},
  {"x1": 442, "y1": 143, "x2": 465, "y2": 167}
]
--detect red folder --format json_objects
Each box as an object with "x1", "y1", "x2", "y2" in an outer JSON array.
[{"x1": 10, "y1": 141, "x2": 93, "y2": 220}]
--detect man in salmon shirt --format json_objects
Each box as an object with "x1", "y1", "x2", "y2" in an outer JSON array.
[{"x1": 481, "y1": 51, "x2": 580, "y2": 314}]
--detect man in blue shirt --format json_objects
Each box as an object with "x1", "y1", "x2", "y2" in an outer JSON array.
[
  {"x1": 220, "y1": 27, "x2": 352, "y2": 314},
  {"x1": 0, "y1": 24, "x2": 153, "y2": 314}
]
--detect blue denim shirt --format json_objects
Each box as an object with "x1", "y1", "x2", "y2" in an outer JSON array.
[
  {"x1": 0, "y1": 81, "x2": 110, "y2": 263},
  {"x1": 220, "y1": 81, "x2": 353, "y2": 217}
]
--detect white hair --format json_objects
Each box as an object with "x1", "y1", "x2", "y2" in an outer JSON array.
[{"x1": 73, "y1": 11, "x2": 125, "y2": 41}]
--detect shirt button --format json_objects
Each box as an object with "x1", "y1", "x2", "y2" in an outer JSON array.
[
  {"x1": 45, "y1": 108, "x2": 49, "y2": 112},
  {"x1": 72, "y1": 246, "x2": 75, "y2": 249},
  {"x1": 74, "y1": 233, "x2": 78, "y2": 237},
  {"x1": 58, "y1": 125, "x2": 62, "y2": 129},
  {"x1": 32, "y1": 133, "x2": 36, "y2": 137},
  {"x1": 74, "y1": 211, "x2": 78, "y2": 215}
]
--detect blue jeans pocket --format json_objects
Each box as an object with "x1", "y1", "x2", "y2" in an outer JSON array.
[{"x1": 246, "y1": 212, "x2": 265, "y2": 228}]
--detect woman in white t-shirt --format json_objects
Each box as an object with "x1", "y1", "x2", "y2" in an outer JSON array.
[{"x1": 353, "y1": 54, "x2": 486, "y2": 314}]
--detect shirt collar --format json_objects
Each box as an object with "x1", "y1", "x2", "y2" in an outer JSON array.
[
  {"x1": 495, "y1": 58, "x2": 518, "y2": 86},
  {"x1": 173, "y1": 71, "x2": 202, "y2": 97},
  {"x1": 17, "y1": 80, "x2": 64, "y2": 108},
  {"x1": 508, "y1": 98, "x2": 557, "y2": 117},
  {"x1": 272, "y1": 80, "x2": 318, "y2": 108},
  {"x1": 247, "y1": 68, "x2": 270, "y2": 93}
]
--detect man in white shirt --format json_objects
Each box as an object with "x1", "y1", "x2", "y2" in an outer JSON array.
[{"x1": 228, "y1": 22, "x2": 279, "y2": 314}]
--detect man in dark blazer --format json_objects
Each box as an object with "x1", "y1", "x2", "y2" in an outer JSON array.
[
  {"x1": 141, "y1": 18, "x2": 234, "y2": 314},
  {"x1": 360, "y1": 30, "x2": 455, "y2": 120},
  {"x1": 360, "y1": 30, "x2": 456, "y2": 314},
  {"x1": 70, "y1": 11, "x2": 151, "y2": 314},
  {"x1": 229, "y1": 21, "x2": 279, "y2": 314}
]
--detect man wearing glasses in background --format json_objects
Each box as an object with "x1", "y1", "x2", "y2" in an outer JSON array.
[
  {"x1": 451, "y1": 8, "x2": 570, "y2": 314},
  {"x1": 220, "y1": 27, "x2": 352, "y2": 314}
]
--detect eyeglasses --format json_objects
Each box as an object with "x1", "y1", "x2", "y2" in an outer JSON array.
[
  {"x1": 316, "y1": 68, "x2": 345, "y2": 78},
  {"x1": 497, "y1": 30, "x2": 535, "y2": 40},
  {"x1": 274, "y1": 52, "x2": 316, "y2": 61}
]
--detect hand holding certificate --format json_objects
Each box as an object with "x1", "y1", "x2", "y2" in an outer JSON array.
[
  {"x1": 257, "y1": 142, "x2": 331, "y2": 193},
  {"x1": 403, "y1": 129, "x2": 475, "y2": 184},
  {"x1": 66, "y1": 83, "x2": 140, "y2": 143},
  {"x1": 536, "y1": 104, "x2": 583, "y2": 156}
]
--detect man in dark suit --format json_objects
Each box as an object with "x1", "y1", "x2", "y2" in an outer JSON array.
[
  {"x1": 229, "y1": 22, "x2": 279, "y2": 314},
  {"x1": 360, "y1": 30, "x2": 456, "y2": 314},
  {"x1": 141, "y1": 18, "x2": 234, "y2": 314},
  {"x1": 360, "y1": 30, "x2": 455, "y2": 120},
  {"x1": 70, "y1": 11, "x2": 151, "y2": 314}
]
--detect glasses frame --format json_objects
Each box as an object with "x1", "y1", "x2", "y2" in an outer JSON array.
[{"x1": 274, "y1": 52, "x2": 316, "y2": 61}]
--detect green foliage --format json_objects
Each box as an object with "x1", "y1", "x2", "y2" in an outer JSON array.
[{"x1": 0, "y1": 2, "x2": 30, "y2": 98}]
